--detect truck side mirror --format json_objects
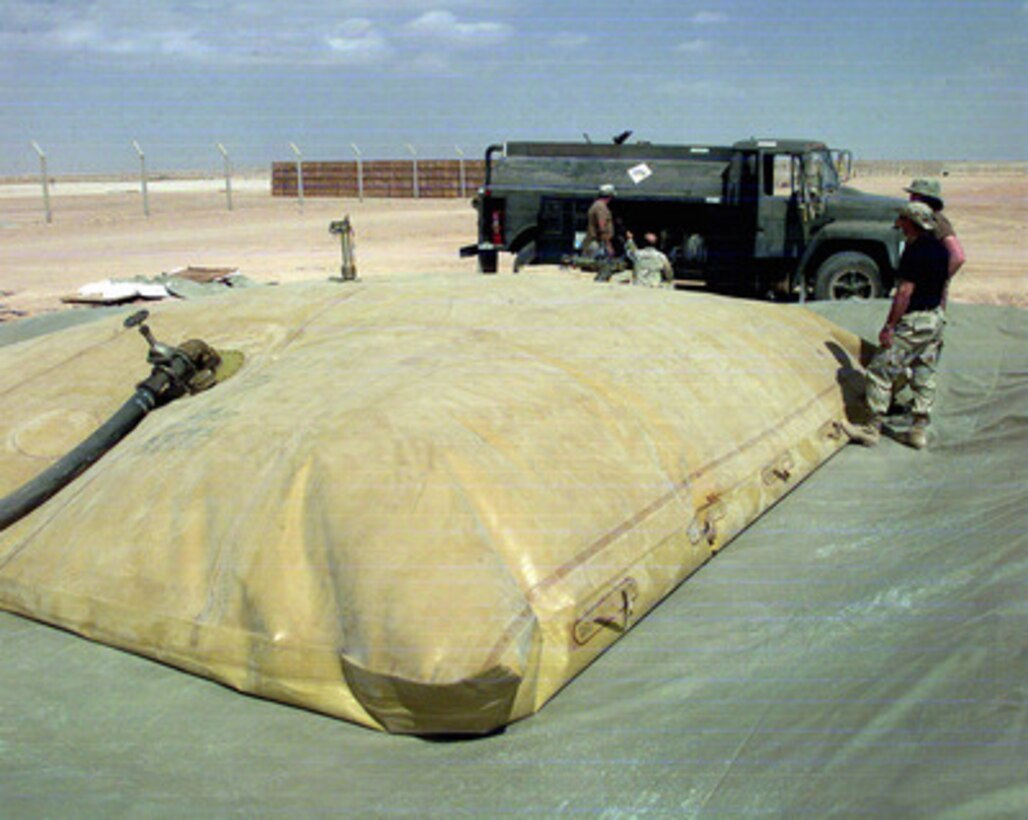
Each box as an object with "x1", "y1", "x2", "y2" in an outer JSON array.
[{"x1": 832, "y1": 150, "x2": 853, "y2": 183}]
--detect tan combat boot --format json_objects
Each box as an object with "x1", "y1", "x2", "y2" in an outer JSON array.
[
  {"x1": 906, "y1": 415, "x2": 929, "y2": 450},
  {"x1": 840, "y1": 416, "x2": 882, "y2": 447}
]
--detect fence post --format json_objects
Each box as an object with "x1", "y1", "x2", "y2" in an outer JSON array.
[
  {"x1": 407, "y1": 143, "x2": 419, "y2": 199},
  {"x1": 455, "y1": 145, "x2": 466, "y2": 199},
  {"x1": 290, "y1": 142, "x2": 304, "y2": 210},
  {"x1": 133, "y1": 140, "x2": 150, "y2": 217},
  {"x1": 30, "y1": 141, "x2": 52, "y2": 224},
  {"x1": 217, "y1": 143, "x2": 233, "y2": 211},
  {"x1": 350, "y1": 143, "x2": 363, "y2": 202}
]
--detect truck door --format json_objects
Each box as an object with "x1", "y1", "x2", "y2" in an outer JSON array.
[
  {"x1": 755, "y1": 151, "x2": 805, "y2": 261},
  {"x1": 537, "y1": 196, "x2": 588, "y2": 263}
]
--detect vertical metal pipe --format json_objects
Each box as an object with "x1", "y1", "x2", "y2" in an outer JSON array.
[
  {"x1": 31, "y1": 141, "x2": 52, "y2": 223},
  {"x1": 217, "y1": 143, "x2": 233, "y2": 211},
  {"x1": 407, "y1": 143, "x2": 419, "y2": 199},
  {"x1": 340, "y1": 217, "x2": 356, "y2": 280},
  {"x1": 290, "y1": 142, "x2": 304, "y2": 210},
  {"x1": 455, "y1": 145, "x2": 466, "y2": 199},
  {"x1": 133, "y1": 140, "x2": 150, "y2": 217},
  {"x1": 351, "y1": 143, "x2": 363, "y2": 202}
]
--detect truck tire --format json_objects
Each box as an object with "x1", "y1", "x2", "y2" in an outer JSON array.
[
  {"x1": 813, "y1": 252, "x2": 882, "y2": 300},
  {"x1": 513, "y1": 242, "x2": 536, "y2": 273},
  {"x1": 478, "y1": 249, "x2": 499, "y2": 274}
]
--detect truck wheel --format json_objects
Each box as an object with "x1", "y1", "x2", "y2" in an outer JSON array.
[
  {"x1": 813, "y1": 252, "x2": 882, "y2": 300},
  {"x1": 478, "y1": 249, "x2": 499, "y2": 275},
  {"x1": 513, "y1": 242, "x2": 536, "y2": 273}
]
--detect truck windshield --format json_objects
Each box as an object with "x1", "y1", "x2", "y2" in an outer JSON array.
[{"x1": 807, "y1": 150, "x2": 839, "y2": 191}]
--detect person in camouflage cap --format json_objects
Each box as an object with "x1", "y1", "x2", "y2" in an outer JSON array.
[
  {"x1": 905, "y1": 178, "x2": 966, "y2": 304},
  {"x1": 842, "y1": 201, "x2": 949, "y2": 450},
  {"x1": 904, "y1": 177, "x2": 943, "y2": 204}
]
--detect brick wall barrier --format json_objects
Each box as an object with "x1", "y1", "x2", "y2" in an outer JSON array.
[{"x1": 272, "y1": 159, "x2": 486, "y2": 198}]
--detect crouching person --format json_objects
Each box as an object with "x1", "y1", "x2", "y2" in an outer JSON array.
[
  {"x1": 843, "y1": 201, "x2": 949, "y2": 450},
  {"x1": 625, "y1": 231, "x2": 673, "y2": 288}
]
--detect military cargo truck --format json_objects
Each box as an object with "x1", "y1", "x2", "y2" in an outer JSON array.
[{"x1": 460, "y1": 138, "x2": 906, "y2": 300}]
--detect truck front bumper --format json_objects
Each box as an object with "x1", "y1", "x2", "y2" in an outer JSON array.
[{"x1": 460, "y1": 243, "x2": 504, "y2": 258}]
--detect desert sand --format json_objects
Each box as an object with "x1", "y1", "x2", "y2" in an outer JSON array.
[{"x1": 1, "y1": 165, "x2": 1024, "y2": 320}]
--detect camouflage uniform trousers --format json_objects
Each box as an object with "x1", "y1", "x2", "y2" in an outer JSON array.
[
  {"x1": 865, "y1": 308, "x2": 946, "y2": 419},
  {"x1": 579, "y1": 238, "x2": 614, "y2": 279}
]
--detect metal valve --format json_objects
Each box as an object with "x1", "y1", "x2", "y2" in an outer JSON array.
[
  {"x1": 123, "y1": 309, "x2": 221, "y2": 402},
  {"x1": 328, "y1": 215, "x2": 357, "y2": 281},
  {"x1": 124, "y1": 309, "x2": 176, "y2": 367}
]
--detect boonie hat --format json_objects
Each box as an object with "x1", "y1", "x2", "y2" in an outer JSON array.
[
  {"x1": 896, "y1": 201, "x2": 936, "y2": 231},
  {"x1": 598, "y1": 184, "x2": 616, "y2": 197},
  {"x1": 904, "y1": 178, "x2": 943, "y2": 205}
]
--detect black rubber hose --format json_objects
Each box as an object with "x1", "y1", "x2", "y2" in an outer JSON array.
[{"x1": 0, "y1": 388, "x2": 157, "y2": 532}]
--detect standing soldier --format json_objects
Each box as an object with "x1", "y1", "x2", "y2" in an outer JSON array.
[
  {"x1": 905, "y1": 178, "x2": 966, "y2": 305},
  {"x1": 843, "y1": 201, "x2": 949, "y2": 450},
  {"x1": 584, "y1": 184, "x2": 617, "y2": 280}
]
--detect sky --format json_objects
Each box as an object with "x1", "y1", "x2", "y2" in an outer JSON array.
[{"x1": 1, "y1": 0, "x2": 1025, "y2": 175}]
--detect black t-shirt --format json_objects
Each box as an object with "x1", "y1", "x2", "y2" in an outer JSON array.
[{"x1": 898, "y1": 232, "x2": 949, "y2": 312}]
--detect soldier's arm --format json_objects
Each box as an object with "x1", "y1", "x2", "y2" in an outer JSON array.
[
  {"x1": 943, "y1": 234, "x2": 966, "y2": 278},
  {"x1": 880, "y1": 280, "x2": 914, "y2": 348},
  {"x1": 624, "y1": 234, "x2": 638, "y2": 262},
  {"x1": 940, "y1": 235, "x2": 965, "y2": 308},
  {"x1": 661, "y1": 253, "x2": 673, "y2": 282}
]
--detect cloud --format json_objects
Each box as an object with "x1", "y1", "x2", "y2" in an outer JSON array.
[
  {"x1": 53, "y1": 20, "x2": 104, "y2": 49},
  {"x1": 547, "y1": 33, "x2": 589, "y2": 49},
  {"x1": 675, "y1": 39, "x2": 710, "y2": 54},
  {"x1": 325, "y1": 18, "x2": 391, "y2": 64},
  {"x1": 691, "y1": 11, "x2": 728, "y2": 24},
  {"x1": 320, "y1": 0, "x2": 505, "y2": 9},
  {"x1": 408, "y1": 50, "x2": 455, "y2": 74},
  {"x1": 52, "y1": 17, "x2": 209, "y2": 59},
  {"x1": 403, "y1": 10, "x2": 512, "y2": 47},
  {"x1": 0, "y1": 1, "x2": 514, "y2": 68},
  {"x1": 657, "y1": 79, "x2": 745, "y2": 100},
  {"x1": 5, "y1": 2, "x2": 213, "y2": 61}
]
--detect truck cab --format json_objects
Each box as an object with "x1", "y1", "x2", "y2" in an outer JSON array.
[{"x1": 462, "y1": 137, "x2": 905, "y2": 301}]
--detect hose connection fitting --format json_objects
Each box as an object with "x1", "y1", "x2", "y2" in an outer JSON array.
[
  {"x1": 0, "y1": 310, "x2": 231, "y2": 532},
  {"x1": 124, "y1": 309, "x2": 222, "y2": 403}
]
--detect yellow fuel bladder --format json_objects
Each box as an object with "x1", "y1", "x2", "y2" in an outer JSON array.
[{"x1": 0, "y1": 275, "x2": 864, "y2": 734}]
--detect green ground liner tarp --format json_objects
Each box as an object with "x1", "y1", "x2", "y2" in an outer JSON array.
[{"x1": 0, "y1": 283, "x2": 1024, "y2": 815}]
